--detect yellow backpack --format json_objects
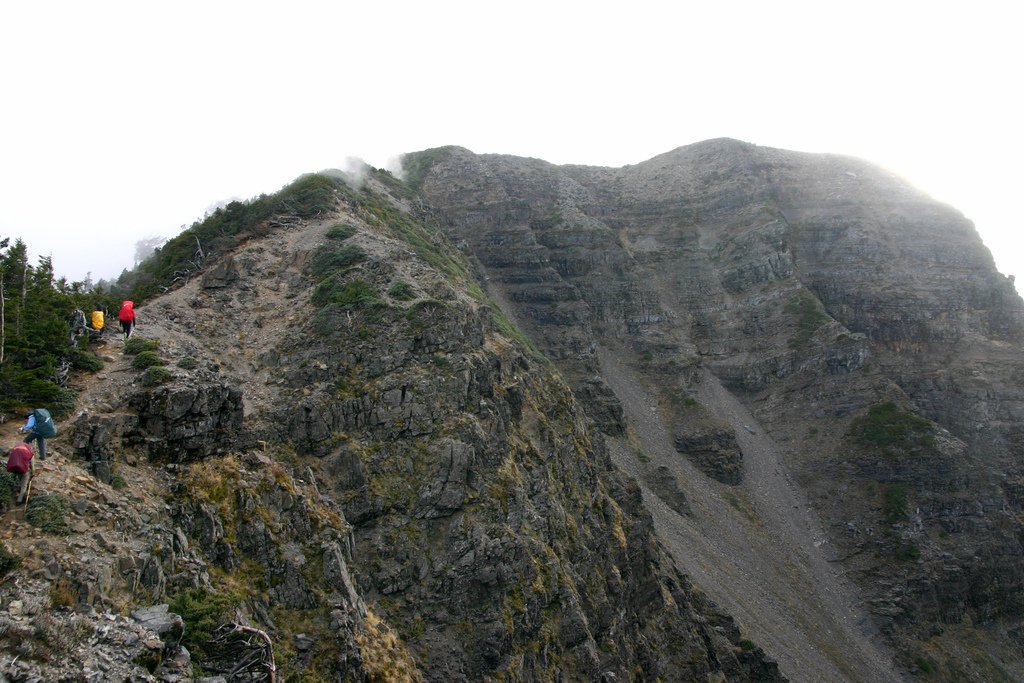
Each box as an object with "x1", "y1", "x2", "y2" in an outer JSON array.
[{"x1": 91, "y1": 310, "x2": 105, "y2": 330}]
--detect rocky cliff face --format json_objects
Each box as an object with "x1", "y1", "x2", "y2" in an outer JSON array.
[
  {"x1": 411, "y1": 140, "x2": 1024, "y2": 681},
  {"x1": 1, "y1": 169, "x2": 783, "y2": 682}
]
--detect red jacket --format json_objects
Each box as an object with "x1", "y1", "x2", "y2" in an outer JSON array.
[
  {"x1": 119, "y1": 301, "x2": 135, "y2": 323},
  {"x1": 6, "y1": 443, "x2": 33, "y2": 474}
]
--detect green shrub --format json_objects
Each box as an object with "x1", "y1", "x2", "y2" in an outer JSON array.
[
  {"x1": 785, "y1": 291, "x2": 831, "y2": 347},
  {"x1": 132, "y1": 350, "x2": 164, "y2": 370},
  {"x1": 176, "y1": 356, "x2": 199, "y2": 370},
  {"x1": 0, "y1": 471, "x2": 20, "y2": 512},
  {"x1": 311, "y1": 298, "x2": 393, "y2": 338},
  {"x1": 401, "y1": 146, "x2": 455, "y2": 190},
  {"x1": 311, "y1": 245, "x2": 366, "y2": 278},
  {"x1": 850, "y1": 402, "x2": 935, "y2": 454},
  {"x1": 0, "y1": 543, "x2": 19, "y2": 578},
  {"x1": 110, "y1": 474, "x2": 127, "y2": 490},
  {"x1": 26, "y1": 494, "x2": 70, "y2": 533},
  {"x1": 327, "y1": 223, "x2": 356, "y2": 240},
  {"x1": 48, "y1": 387, "x2": 78, "y2": 419},
  {"x1": 70, "y1": 349, "x2": 104, "y2": 371},
  {"x1": 882, "y1": 484, "x2": 909, "y2": 524},
  {"x1": 895, "y1": 544, "x2": 921, "y2": 562},
  {"x1": 142, "y1": 367, "x2": 173, "y2": 386},
  {"x1": 169, "y1": 588, "x2": 240, "y2": 663},
  {"x1": 388, "y1": 280, "x2": 415, "y2": 301},
  {"x1": 124, "y1": 337, "x2": 160, "y2": 355},
  {"x1": 312, "y1": 279, "x2": 380, "y2": 309},
  {"x1": 913, "y1": 656, "x2": 937, "y2": 674},
  {"x1": 739, "y1": 639, "x2": 757, "y2": 652}
]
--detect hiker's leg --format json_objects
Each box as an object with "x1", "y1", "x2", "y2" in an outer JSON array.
[
  {"x1": 17, "y1": 471, "x2": 30, "y2": 503},
  {"x1": 24, "y1": 431, "x2": 45, "y2": 460}
]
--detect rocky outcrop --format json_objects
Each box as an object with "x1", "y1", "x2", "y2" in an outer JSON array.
[
  {"x1": 645, "y1": 465, "x2": 691, "y2": 516},
  {"x1": 131, "y1": 382, "x2": 244, "y2": 461},
  {"x1": 72, "y1": 380, "x2": 245, "y2": 482},
  {"x1": 673, "y1": 418, "x2": 744, "y2": 485}
]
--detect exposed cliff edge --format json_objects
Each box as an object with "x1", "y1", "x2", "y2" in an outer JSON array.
[
  {"x1": 410, "y1": 140, "x2": 1024, "y2": 681},
  {"x1": 1, "y1": 168, "x2": 783, "y2": 682}
]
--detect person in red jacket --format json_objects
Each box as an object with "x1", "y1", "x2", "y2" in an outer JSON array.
[
  {"x1": 5, "y1": 442, "x2": 35, "y2": 503},
  {"x1": 118, "y1": 300, "x2": 136, "y2": 341}
]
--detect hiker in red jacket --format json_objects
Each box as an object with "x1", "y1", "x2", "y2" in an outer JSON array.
[
  {"x1": 6, "y1": 443, "x2": 35, "y2": 504},
  {"x1": 118, "y1": 300, "x2": 136, "y2": 341}
]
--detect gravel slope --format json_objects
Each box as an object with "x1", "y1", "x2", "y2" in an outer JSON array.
[{"x1": 597, "y1": 345, "x2": 903, "y2": 683}]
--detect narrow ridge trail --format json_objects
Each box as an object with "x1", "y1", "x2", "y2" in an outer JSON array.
[{"x1": 597, "y1": 346, "x2": 902, "y2": 683}]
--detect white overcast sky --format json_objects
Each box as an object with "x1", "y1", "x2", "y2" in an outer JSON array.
[{"x1": 1, "y1": 1, "x2": 1021, "y2": 287}]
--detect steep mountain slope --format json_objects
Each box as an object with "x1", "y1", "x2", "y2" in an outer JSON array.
[
  {"x1": 410, "y1": 140, "x2": 1024, "y2": 681},
  {"x1": 1, "y1": 172, "x2": 783, "y2": 681}
]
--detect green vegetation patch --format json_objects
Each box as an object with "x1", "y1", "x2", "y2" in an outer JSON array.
[
  {"x1": 132, "y1": 350, "x2": 164, "y2": 370},
  {"x1": 326, "y1": 223, "x2": 357, "y2": 240},
  {"x1": 312, "y1": 278, "x2": 381, "y2": 310},
  {"x1": 169, "y1": 587, "x2": 241, "y2": 663},
  {"x1": 387, "y1": 279, "x2": 415, "y2": 301},
  {"x1": 785, "y1": 290, "x2": 830, "y2": 347},
  {"x1": 850, "y1": 401, "x2": 935, "y2": 454},
  {"x1": 0, "y1": 543, "x2": 20, "y2": 578},
  {"x1": 895, "y1": 543, "x2": 921, "y2": 562},
  {"x1": 142, "y1": 366, "x2": 173, "y2": 386},
  {"x1": 400, "y1": 146, "x2": 455, "y2": 190},
  {"x1": 311, "y1": 244, "x2": 367, "y2": 278},
  {"x1": 357, "y1": 189, "x2": 474, "y2": 289},
  {"x1": 70, "y1": 349, "x2": 104, "y2": 371},
  {"x1": 26, "y1": 493, "x2": 70, "y2": 534},
  {"x1": 176, "y1": 356, "x2": 199, "y2": 370},
  {"x1": 882, "y1": 483, "x2": 909, "y2": 524},
  {"x1": 0, "y1": 471, "x2": 19, "y2": 512},
  {"x1": 912, "y1": 655, "x2": 937, "y2": 674},
  {"x1": 124, "y1": 337, "x2": 160, "y2": 355},
  {"x1": 488, "y1": 302, "x2": 544, "y2": 361}
]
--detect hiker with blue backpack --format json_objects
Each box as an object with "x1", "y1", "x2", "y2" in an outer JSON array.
[{"x1": 19, "y1": 408, "x2": 56, "y2": 461}]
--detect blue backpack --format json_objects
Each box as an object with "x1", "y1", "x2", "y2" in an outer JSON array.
[{"x1": 33, "y1": 408, "x2": 57, "y2": 438}]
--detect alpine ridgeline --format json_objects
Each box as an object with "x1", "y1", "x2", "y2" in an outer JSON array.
[{"x1": 2, "y1": 139, "x2": 1021, "y2": 683}]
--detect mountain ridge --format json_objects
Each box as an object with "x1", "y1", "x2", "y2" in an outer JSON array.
[{"x1": 2, "y1": 138, "x2": 1022, "y2": 682}]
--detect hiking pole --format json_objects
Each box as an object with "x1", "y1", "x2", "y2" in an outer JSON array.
[{"x1": 22, "y1": 459, "x2": 35, "y2": 508}]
